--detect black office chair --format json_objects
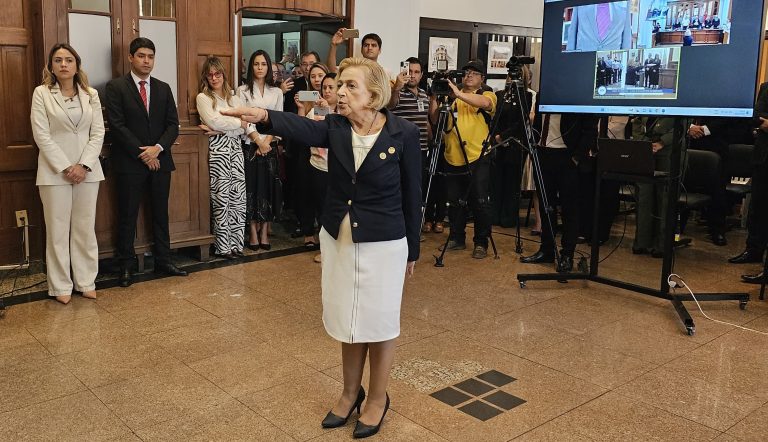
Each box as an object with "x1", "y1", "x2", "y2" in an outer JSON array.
[{"x1": 678, "y1": 149, "x2": 721, "y2": 234}]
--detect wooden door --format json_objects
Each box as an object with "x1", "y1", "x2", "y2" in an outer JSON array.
[{"x1": 0, "y1": 0, "x2": 43, "y2": 264}]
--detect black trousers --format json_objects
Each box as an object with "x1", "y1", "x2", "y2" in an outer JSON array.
[
  {"x1": 578, "y1": 164, "x2": 620, "y2": 243},
  {"x1": 298, "y1": 165, "x2": 328, "y2": 237},
  {"x1": 445, "y1": 156, "x2": 492, "y2": 247},
  {"x1": 116, "y1": 171, "x2": 171, "y2": 268},
  {"x1": 538, "y1": 148, "x2": 580, "y2": 257},
  {"x1": 422, "y1": 150, "x2": 446, "y2": 224},
  {"x1": 746, "y1": 160, "x2": 768, "y2": 253}
]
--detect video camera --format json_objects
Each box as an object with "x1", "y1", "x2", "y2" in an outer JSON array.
[
  {"x1": 431, "y1": 55, "x2": 464, "y2": 97},
  {"x1": 506, "y1": 56, "x2": 535, "y2": 82}
]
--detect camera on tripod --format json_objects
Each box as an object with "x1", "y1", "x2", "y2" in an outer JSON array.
[
  {"x1": 506, "y1": 55, "x2": 535, "y2": 81},
  {"x1": 431, "y1": 56, "x2": 464, "y2": 97}
]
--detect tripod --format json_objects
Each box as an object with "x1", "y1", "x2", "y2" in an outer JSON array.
[{"x1": 424, "y1": 93, "x2": 499, "y2": 266}]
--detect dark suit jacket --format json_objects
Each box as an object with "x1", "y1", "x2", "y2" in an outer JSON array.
[
  {"x1": 688, "y1": 117, "x2": 730, "y2": 157},
  {"x1": 753, "y1": 82, "x2": 768, "y2": 165},
  {"x1": 259, "y1": 108, "x2": 422, "y2": 261},
  {"x1": 494, "y1": 90, "x2": 532, "y2": 143},
  {"x1": 105, "y1": 74, "x2": 179, "y2": 174},
  {"x1": 533, "y1": 103, "x2": 598, "y2": 169}
]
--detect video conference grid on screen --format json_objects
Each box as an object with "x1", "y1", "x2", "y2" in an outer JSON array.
[{"x1": 540, "y1": 0, "x2": 764, "y2": 117}]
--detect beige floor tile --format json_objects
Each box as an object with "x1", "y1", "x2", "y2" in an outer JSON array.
[
  {"x1": 662, "y1": 330, "x2": 768, "y2": 400},
  {"x1": 185, "y1": 284, "x2": 278, "y2": 317},
  {"x1": 545, "y1": 391, "x2": 721, "y2": 441},
  {"x1": 25, "y1": 308, "x2": 140, "y2": 355},
  {"x1": 56, "y1": 336, "x2": 180, "y2": 389},
  {"x1": 2, "y1": 296, "x2": 103, "y2": 327},
  {"x1": 712, "y1": 434, "x2": 741, "y2": 442},
  {"x1": 92, "y1": 363, "x2": 231, "y2": 431},
  {"x1": 397, "y1": 314, "x2": 446, "y2": 347},
  {"x1": 149, "y1": 318, "x2": 262, "y2": 363},
  {"x1": 401, "y1": 290, "x2": 514, "y2": 332},
  {"x1": 308, "y1": 410, "x2": 447, "y2": 441},
  {"x1": 0, "y1": 390, "x2": 132, "y2": 441},
  {"x1": 726, "y1": 403, "x2": 768, "y2": 441},
  {"x1": 274, "y1": 326, "x2": 342, "y2": 371},
  {"x1": 110, "y1": 299, "x2": 219, "y2": 335},
  {"x1": 0, "y1": 326, "x2": 51, "y2": 369},
  {"x1": 135, "y1": 399, "x2": 294, "y2": 441},
  {"x1": 0, "y1": 357, "x2": 86, "y2": 413},
  {"x1": 578, "y1": 308, "x2": 703, "y2": 365},
  {"x1": 238, "y1": 372, "x2": 343, "y2": 441},
  {"x1": 455, "y1": 309, "x2": 577, "y2": 357},
  {"x1": 188, "y1": 342, "x2": 317, "y2": 398},
  {"x1": 222, "y1": 302, "x2": 320, "y2": 343},
  {"x1": 614, "y1": 368, "x2": 764, "y2": 431},
  {"x1": 322, "y1": 332, "x2": 605, "y2": 442},
  {"x1": 528, "y1": 339, "x2": 657, "y2": 389},
  {"x1": 513, "y1": 418, "x2": 595, "y2": 441}
]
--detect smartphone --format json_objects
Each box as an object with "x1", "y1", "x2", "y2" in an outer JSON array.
[
  {"x1": 400, "y1": 61, "x2": 410, "y2": 74},
  {"x1": 341, "y1": 28, "x2": 360, "y2": 39},
  {"x1": 298, "y1": 90, "x2": 320, "y2": 102},
  {"x1": 314, "y1": 106, "x2": 330, "y2": 117}
]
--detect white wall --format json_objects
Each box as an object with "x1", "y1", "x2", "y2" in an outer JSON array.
[{"x1": 353, "y1": 0, "x2": 544, "y2": 73}]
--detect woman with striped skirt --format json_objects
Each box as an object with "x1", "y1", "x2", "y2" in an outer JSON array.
[{"x1": 196, "y1": 56, "x2": 252, "y2": 259}]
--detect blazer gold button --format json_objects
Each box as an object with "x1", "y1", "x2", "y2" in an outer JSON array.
[
  {"x1": 347, "y1": 199, "x2": 352, "y2": 205},
  {"x1": 379, "y1": 152, "x2": 386, "y2": 160},
  {"x1": 388, "y1": 147, "x2": 395, "y2": 154},
  {"x1": 352, "y1": 222, "x2": 359, "y2": 227}
]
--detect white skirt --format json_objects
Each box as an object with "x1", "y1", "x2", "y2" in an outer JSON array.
[{"x1": 319, "y1": 214, "x2": 408, "y2": 343}]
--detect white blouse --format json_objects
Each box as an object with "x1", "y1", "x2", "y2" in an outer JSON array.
[
  {"x1": 195, "y1": 92, "x2": 246, "y2": 138},
  {"x1": 351, "y1": 129, "x2": 382, "y2": 172},
  {"x1": 237, "y1": 83, "x2": 283, "y2": 141}
]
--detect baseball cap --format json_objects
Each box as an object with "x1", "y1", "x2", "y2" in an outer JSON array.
[{"x1": 462, "y1": 60, "x2": 485, "y2": 74}]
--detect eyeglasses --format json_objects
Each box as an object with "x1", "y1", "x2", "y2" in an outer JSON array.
[
  {"x1": 206, "y1": 72, "x2": 223, "y2": 79},
  {"x1": 464, "y1": 71, "x2": 482, "y2": 78}
]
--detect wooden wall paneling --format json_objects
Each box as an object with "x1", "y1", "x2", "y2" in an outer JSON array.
[
  {"x1": 0, "y1": 173, "x2": 43, "y2": 264},
  {"x1": 293, "y1": 0, "x2": 343, "y2": 16},
  {"x1": 176, "y1": 0, "x2": 190, "y2": 125},
  {"x1": 241, "y1": 0, "x2": 287, "y2": 10}
]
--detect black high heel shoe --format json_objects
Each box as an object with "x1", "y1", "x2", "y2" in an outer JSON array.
[
  {"x1": 321, "y1": 387, "x2": 365, "y2": 429},
  {"x1": 352, "y1": 393, "x2": 389, "y2": 439}
]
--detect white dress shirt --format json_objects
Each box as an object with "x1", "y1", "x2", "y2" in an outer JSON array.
[
  {"x1": 130, "y1": 70, "x2": 164, "y2": 151},
  {"x1": 237, "y1": 83, "x2": 283, "y2": 142}
]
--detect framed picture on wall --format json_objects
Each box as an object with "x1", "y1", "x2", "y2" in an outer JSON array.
[
  {"x1": 428, "y1": 37, "x2": 458, "y2": 72},
  {"x1": 487, "y1": 41, "x2": 514, "y2": 75}
]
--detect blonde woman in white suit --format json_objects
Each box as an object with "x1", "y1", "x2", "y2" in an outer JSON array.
[{"x1": 30, "y1": 43, "x2": 105, "y2": 304}]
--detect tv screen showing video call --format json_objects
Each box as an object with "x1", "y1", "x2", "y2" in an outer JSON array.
[{"x1": 539, "y1": 0, "x2": 765, "y2": 117}]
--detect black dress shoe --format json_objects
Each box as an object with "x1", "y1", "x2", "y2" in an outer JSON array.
[
  {"x1": 557, "y1": 255, "x2": 574, "y2": 273},
  {"x1": 260, "y1": 243, "x2": 272, "y2": 251},
  {"x1": 154, "y1": 263, "x2": 188, "y2": 276},
  {"x1": 520, "y1": 250, "x2": 554, "y2": 264},
  {"x1": 119, "y1": 268, "x2": 133, "y2": 287},
  {"x1": 353, "y1": 393, "x2": 389, "y2": 439},
  {"x1": 741, "y1": 272, "x2": 765, "y2": 284},
  {"x1": 729, "y1": 250, "x2": 763, "y2": 264},
  {"x1": 246, "y1": 244, "x2": 260, "y2": 251},
  {"x1": 710, "y1": 233, "x2": 727, "y2": 246},
  {"x1": 632, "y1": 247, "x2": 648, "y2": 255},
  {"x1": 322, "y1": 387, "x2": 365, "y2": 429}
]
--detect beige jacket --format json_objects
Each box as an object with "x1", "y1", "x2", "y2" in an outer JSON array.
[{"x1": 30, "y1": 84, "x2": 105, "y2": 185}]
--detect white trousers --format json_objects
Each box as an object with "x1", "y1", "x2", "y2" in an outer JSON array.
[{"x1": 38, "y1": 182, "x2": 100, "y2": 296}]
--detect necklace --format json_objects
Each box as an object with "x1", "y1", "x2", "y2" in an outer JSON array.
[{"x1": 365, "y1": 111, "x2": 379, "y2": 135}]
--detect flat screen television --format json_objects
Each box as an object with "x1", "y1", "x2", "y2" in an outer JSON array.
[{"x1": 538, "y1": 0, "x2": 766, "y2": 117}]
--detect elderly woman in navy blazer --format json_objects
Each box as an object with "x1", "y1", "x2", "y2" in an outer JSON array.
[
  {"x1": 30, "y1": 43, "x2": 105, "y2": 304},
  {"x1": 224, "y1": 57, "x2": 420, "y2": 439}
]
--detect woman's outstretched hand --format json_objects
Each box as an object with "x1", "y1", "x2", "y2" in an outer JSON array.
[{"x1": 220, "y1": 107, "x2": 269, "y2": 124}]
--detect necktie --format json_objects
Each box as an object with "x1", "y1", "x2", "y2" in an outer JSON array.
[
  {"x1": 541, "y1": 114, "x2": 551, "y2": 147},
  {"x1": 139, "y1": 80, "x2": 148, "y2": 112},
  {"x1": 597, "y1": 4, "x2": 610, "y2": 40}
]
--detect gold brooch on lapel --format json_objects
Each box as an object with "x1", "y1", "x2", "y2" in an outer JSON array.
[
  {"x1": 379, "y1": 152, "x2": 387, "y2": 160},
  {"x1": 388, "y1": 147, "x2": 395, "y2": 154}
]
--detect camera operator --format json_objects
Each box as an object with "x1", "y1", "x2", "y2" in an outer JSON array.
[
  {"x1": 521, "y1": 97, "x2": 597, "y2": 272},
  {"x1": 429, "y1": 60, "x2": 497, "y2": 259}
]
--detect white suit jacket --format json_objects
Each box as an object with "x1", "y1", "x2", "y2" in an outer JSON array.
[
  {"x1": 30, "y1": 84, "x2": 105, "y2": 185},
  {"x1": 566, "y1": 4, "x2": 632, "y2": 52}
]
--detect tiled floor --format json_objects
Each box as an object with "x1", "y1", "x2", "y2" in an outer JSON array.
[{"x1": 0, "y1": 225, "x2": 766, "y2": 441}]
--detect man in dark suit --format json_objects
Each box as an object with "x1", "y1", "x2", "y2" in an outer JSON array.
[
  {"x1": 732, "y1": 82, "x2": 768, "y2": 284},
  {"x1": 521, "y1": 102, "x2": 598, "y2": 272},
  {"x1": 105, "y1": 37, "x2": 187, "y2": 287},
  {"x1": 688, "y1": 117, "x2": 731, "y2": 246}
]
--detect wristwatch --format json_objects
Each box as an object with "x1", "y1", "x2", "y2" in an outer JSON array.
[{"x1": 80, "y1": 164, "x2": 91, "y2": 172}]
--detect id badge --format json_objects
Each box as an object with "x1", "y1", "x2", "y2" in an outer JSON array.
[{"x1": 417, "y1": 99, "x2": 426, "y2": 112}]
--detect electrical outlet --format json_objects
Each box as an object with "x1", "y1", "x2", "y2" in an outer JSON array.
[{"x1": 15, "y1": 210, "x2": 28, "y2": 227}]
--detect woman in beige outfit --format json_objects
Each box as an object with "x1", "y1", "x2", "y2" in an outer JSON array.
[{"x1": 30, "y1": 43, "x2": 105, "y2": 304}]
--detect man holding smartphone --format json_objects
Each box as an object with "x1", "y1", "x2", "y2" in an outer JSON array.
[{"x1": 327, "y1": 28, "x2": 394, "y2": 78}]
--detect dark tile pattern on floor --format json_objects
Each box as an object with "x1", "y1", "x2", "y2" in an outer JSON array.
[{"x1": 431, "y1": 370, "x2": 526, "y2": 421}]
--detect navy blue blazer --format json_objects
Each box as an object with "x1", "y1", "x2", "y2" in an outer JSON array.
[{"x1": 260, "y1": 109, "x2": 422, "y2": 262}]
